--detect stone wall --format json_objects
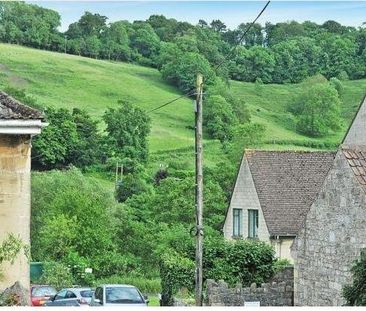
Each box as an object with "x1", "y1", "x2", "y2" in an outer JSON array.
[
  {"x1": 292, "y1": 150, "x2": 366, "y2": 306},
  {"x1": 0, "y1": 134, "x2": 31, "y2": 294},
  {"x1": 205, "y1": 267, "x2": 294, "y2": 306},
  {"x1": 344, "y1": 95, "x2": 366, "y2": 145}
]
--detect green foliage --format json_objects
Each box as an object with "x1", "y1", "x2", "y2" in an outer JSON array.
[
  {"x1": 203, "y1": 94, "x2": 237, "y2": 142},
  {"x1": 159, "y1": 251, "x2": 195, "y2": 306},
  {"x1": 161, "y1": 52, "x2": 216, "y2": 92},
  {"x1": 343, "y1": 251, "x2": 366, "y2": 306},
  {"x1": 274, "y1": 258, "x2": 292, "y2": 273},
  {"x1": 31, "y1": 106, "x2": 103, "y2": 170},
  {"x1": 95, "y1": 275, "x2": 161, "y2": 294},
  {"x1": 31, "y1": 168, "x2": 117, "y2": 269},
  {"x1": 290, "y1": 83, "x2": 342, "y2": 137},
  {"x1": 330, "y1": 77, "x2": 344, "y2": 96},
  {"x1": 159, "y1": 238, "x2": 276, "y2": 305},
  {"x1": 1, "y1": 1, "x2": 366, "y2": 84},
  {"x1": 40, "y1": 262, "x2": 74, "y2": 290},
  {"x1": 103, "y1": 100, "x2": 151, "y2": 164},
  {"x1": 3, "y1": 86, "x2": 42, "y2": 110},
  {"x1": 203, "y1": 238, "x2": 276, "y2": 287},
  {"x1": 115, "y1": 173, "x2": 150, "y2": 203},
  {"x1": 0, "y1": 234, "x2": 28, "y2": 281},
  {"x1": 226, "y1": 123, "x2": 266, "y2": 162},
  {"x1": 0, "y1": 234, "x2": 27, "y2": 265}
]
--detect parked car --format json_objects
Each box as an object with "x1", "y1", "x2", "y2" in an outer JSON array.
[
  {"x1": 46, "y1": 288, "x2": 94, "y2": 306},
  {"x1": 90, "y1": 284, "x2": 148, "y2": 307},
  {"x1": 30, "y1": 285, "x2": 57, "y2": 306},
  {"x1": 44, "y1": 299, "x2": 81, "y2": 307}
]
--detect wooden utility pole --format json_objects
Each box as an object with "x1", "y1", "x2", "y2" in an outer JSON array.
[{"x1": 195, "y1": 73, "x2": 204, "y2": 306}]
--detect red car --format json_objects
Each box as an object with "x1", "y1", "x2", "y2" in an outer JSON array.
[{"x1": 31, "y1": 285, "x2": 57, "y2": 306}]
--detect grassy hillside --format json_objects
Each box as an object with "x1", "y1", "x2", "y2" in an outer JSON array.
[
  {"x1": 1, "y1": 43, "x2": 366, "y2": 164},
  {"x1": 0, "y1": 44, "x2": 195, "y2": 153},
  {"x1": 230, "y1": 79, "x2": 366, "y2": 148}
]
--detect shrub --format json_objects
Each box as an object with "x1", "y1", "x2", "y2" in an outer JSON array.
[
  {"x1": 204, "y1": 238, "x2": 276, "y2": 287},
  {"x1": 159, "y1": 238, "x2": 276, "y2": 305},
  {"x1": 40, "y1": 262, "x2": 74, "y2": 290},
  {"x1": 337, "y1": 70, "x2": 349, "y2": 81},
  {"x1": 274, "y1": 258, "x2": 292, "y2": 273},
  {"x1": 95, "y1": 275, "x2": 161, "y2": 294},
  {"x1": 289, "y1": 83, "x2": 342, "y2": 137},
  {"x1": 115, "y1": 173, "x2": 149, "y2": 202},
  {"x1": 343, "y1": 251, "x2": 366, "y2": 306},
  {"x1": 330, "y1": 77, "x2": 344, "y2": 96},
  {"x1": 159, "y1": 251, "x2": 195, "y2": 306}
]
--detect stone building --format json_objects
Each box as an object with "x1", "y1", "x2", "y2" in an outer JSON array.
[
  {"x1": 292, "y1": 95, "x2": 366, "y2": 306},
  {"x1": 223, "y1": 93, "x2": 366, "y2": 306},
  {"x1": 0, "y1": 92, "x2": 45, "y2": 293},
  {"x1": 223, "y1": 150, "x2": 335, "y2": 262}
]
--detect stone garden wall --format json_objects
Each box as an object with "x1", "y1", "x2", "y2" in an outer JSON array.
[{"x1": 205, "y1": 267, "x2": 294, "y2": 306}]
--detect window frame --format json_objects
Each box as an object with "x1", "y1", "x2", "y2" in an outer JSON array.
[
  {"x1": 248, "y1": 209, "x2": 259, "y2": 238},
  {"x1": 232, "y1": 208, "x2": 243, "y2": 237}
]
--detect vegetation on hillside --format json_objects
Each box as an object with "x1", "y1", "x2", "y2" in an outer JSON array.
[
  {"x1": 1, "y1": 1, "x2": 366, "y2": 90},
  {"x1": 1, "y1": 1, "x2": 366, "y2": 301}
]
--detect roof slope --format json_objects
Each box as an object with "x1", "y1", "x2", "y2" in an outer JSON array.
[
  {"x1": 0, "y1": 91, "x2": 43, "y2": 120},
  {"x1": 246, "y1": 150, "x2": 336, "y2": 236},
  {"x1": 342, "y1": 145, "x2": 366, "y2": 192}
]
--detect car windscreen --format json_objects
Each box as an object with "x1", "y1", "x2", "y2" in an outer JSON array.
[
  {"x1": 32, "y1": 286, "x2": 57, "y2": 297},
  {"x1": 80, "y1": 290, "x2": 93, "y2": 298},
  {"x1": 105, "y1": 287, "x2": 144, "y2": 304}
]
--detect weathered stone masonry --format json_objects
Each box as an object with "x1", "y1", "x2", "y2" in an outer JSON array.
[
  {"x1": 0, "y1": 135, "x2": 31, "y2": 291},
  {"x1": 292, "y1": 149, "x2": 366, "y2": 306},
  {"x1": 205, "y1": 267, "x2": 294, "y2": 306}
]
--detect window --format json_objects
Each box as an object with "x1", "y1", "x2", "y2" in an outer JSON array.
[
  {"x1": 248, "y1": 209, "x2": 259, "y2": 238},
  {"x1": 54, "y1": 289, "x2": 67, "y2": 301},
  {"x1": 65, "y1": 291, "x2": 77, "y2": 299},
  {"x1": 233, "y1": 208, "x2": 243, "y2": 237},
  {"x1": 95, "y1": 287, "x2": 103, "y2": 303}
]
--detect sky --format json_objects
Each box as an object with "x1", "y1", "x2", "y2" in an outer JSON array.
[{"x1": 28, "y1": 1, "x2": 366, "y2": 32}]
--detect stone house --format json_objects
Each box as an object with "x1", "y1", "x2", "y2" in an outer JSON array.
[
  {"x1": 0, "y1": 92, "x2": 45, "y2": 293},
  {"x1": 223, "y1": 149, "x2": 335, "y2": 262},
  {"x1": 291, "y1": 94, "x2": 366, "y2": 306},
  {"x1": 223, "y1": 93, "x2": 366, "y2": 306}
]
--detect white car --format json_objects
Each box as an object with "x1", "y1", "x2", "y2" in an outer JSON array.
[{"x1": 90, "y1": 284, "x2": 148, "y2": 307}]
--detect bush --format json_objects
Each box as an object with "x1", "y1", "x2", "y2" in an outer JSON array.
[
  {"x1": 289, "y1": 83, "x2": 342, "y2": 137},
  {"x1": 330, "y1": 77, "x2": 344, "y2": 96},
  {"x1": 115, "y1": 173, "x2": 149, "y2": 202},
  {"x1": 159, "y1": 238, "x2": 276, "y2": 305},
  {"x1": 159, "y1": 251, "x2": 195, "y2": 306},
  {"x1": 204, "y1": 238, "x2": 276, "y2": 287},
  {"x1": 40, "y1": 262, "x2": 74, "y2": 290},
  {"x1": 95, "y1": 275, "x2": 161, "y2": 294},
  {"x1": 343, "y1": 251, "x2": 366, "y2": 306},
  {"x1": 337, "y1": 70, "x2": 349, "y2": 81}
]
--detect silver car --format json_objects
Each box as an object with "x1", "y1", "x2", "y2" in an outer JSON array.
[
  {"x1": 90, "y1": 284, "x2": 148, "y2": 307},
  {"x1": 49, "y1": 287, "x2": 94, "y2": 306}
]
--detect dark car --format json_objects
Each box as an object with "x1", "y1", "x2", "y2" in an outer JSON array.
[{"x1": 31, "y1": 285, "x2": 57, "y2": 306}]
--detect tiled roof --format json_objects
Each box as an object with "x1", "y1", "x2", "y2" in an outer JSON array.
[
  {"x1": 0, "y1": 91, "x2": 44, "y2": 120},
  {"x1": 342, "y1": 146, "x2": 366, "y2": 191},
  {"x1": 246, "y1": 150, "x2": 336, "y2": 236}
]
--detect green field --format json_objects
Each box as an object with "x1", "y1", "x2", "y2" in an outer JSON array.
[{"x1": 1, "y1": 43, "x2": 366, "y2": 162}]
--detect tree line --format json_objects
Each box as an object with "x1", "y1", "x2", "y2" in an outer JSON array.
[{"x1": 1, "y1": 1, "x2": 366, "y2": 88}]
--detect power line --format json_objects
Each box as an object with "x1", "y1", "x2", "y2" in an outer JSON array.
[
  {"x1": 214, "y1": 1, "x2": 270, "y2": 72},
  {"x1": 147, "y1": 89, "x2": 195, "y2": 114},
  {"x1": 147, "y1": 1, "x2": 270, "y2": 114}
]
